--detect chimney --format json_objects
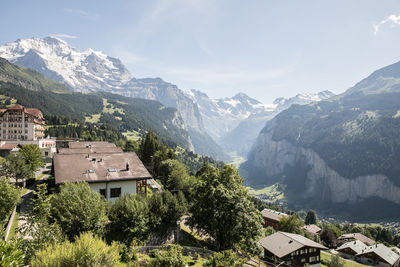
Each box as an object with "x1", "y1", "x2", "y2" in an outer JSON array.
[{"x1": 126, "y1": 163, "x2": 130, "y2": 171}]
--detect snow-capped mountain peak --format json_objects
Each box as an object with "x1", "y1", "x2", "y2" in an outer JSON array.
[{"x1": 0, "y1": 36, "x2": 132, "y2": 92}]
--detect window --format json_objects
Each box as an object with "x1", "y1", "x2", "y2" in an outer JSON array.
[
  {"x1": 301, "y1": 258, "x2": 306, "y2": 263},
  {"x1": 99, "y1": 189, "x2": 107, "y2": 198},
  {"x1": 25, "y1": 129, "x2": 28, "y2": 133},
  {"x1": 110, "y1": 187, "x2": 121, "y2": 198},
  {"x1": 309, "y1": 256, "x2": 317, "y2": 262}
]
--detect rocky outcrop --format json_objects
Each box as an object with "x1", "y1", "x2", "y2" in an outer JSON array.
[{"x1": 249, "y1": 120, "x2": 400, "y2": 204}]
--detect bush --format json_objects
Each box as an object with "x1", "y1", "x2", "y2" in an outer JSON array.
[
  {"x1": 31, "y1": 232, "x2": 121, "y2": 267},
  {"x1": 148, "y1": 244, "x2": 186, "y2": 267},
  {"x1": 203, "y1": 250, "x2": 244, "y2": 267},
  {"x1": 0, "y1": 178, "x2": 19, "y2": 225},
  {"x1": 107, "y1": 194, "x2": 150, "y2": 244},
  {"x1": 50, "y1": 182, "x2": 108, "y2": 240},
  {"x1": 0, "y1": 238, "x2": 25, "y2": 267}
]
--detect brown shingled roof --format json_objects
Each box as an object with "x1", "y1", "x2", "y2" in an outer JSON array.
[
  {"x1": 25, "y1": 108, "x2": 43, "y2": 118},
  {"x1": 0, "y1": 109, "x2": 6, "y2": 114},
  {"x1": 259, "y1": 232, "x2": 328, "y2": 258},
  {"x1": 8, "y1": 104, "x2": 24, "y2": 110},
  {"x1": 338, "y1": 233, "x2": 376, "y2": 246},
  {"x1": 302, "y1": 224, "x2": 322, "y2": 235},
  {"x1": 68, "y1": 142, "x2": 117, "y2": 149},
  {"x1": 58, "y1": 147, "x2": 123, "y2": 154},
  {"x1": 0, "y1": 143, "x2": 20, "y2": 150},
  {"x1": 261, "y1": 209, "x2": 288, "y2": 223},
  {"x1": 53, "y1": 152, "x2": 152, "y2": 184}
]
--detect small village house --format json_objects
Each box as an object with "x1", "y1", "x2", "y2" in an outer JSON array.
[
  {"x1": 259, "y1": 231, "x2": 327, "y2": 267},
  {"x1": 302, "y1": 224, "x2": 322, "y2": 236},
  {"x1": 261, "y1": 208, "x2": 288, "y2": 229},
  {"x1": 356, "y1": 243, "x2": 400, "y2": 267},
  {"x1": 53, "y1": 142, "x2": 161, "y2": 201},
  {"x1": 336, "y1": 240, "x2": 368, "y2": 260},
  {"x1": 338, "y1": 233, "x2": 376, "y2": 246}
]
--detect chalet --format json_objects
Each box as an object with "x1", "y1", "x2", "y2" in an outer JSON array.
[
  {"x1": 57, "y1": 142, "x2": 123, "y2": 154},
  {"x1": 338, "y1": 233, "x2": 376, "y2": 246},
  {"x1": 302, "y1": 224, "x2": 322, "y2": 236},
  {"x1": 53, "y1": 148, "x2": 160, "y2": 202},
  {"x1": 259, "y1": 231, "x2": 327, "y2": 267},
  {"x1": 336, "y1": 240, "x2": 368, "y2": 260},
  {"x1": 261, "y1": 208, "x2": 288, "y2": 229},
  {"x1": 0, "y1": 142, "x2": 21, "y2": 157},
  {"x1": 356, "y1": 244, "x2": 400, "y2": 267}
]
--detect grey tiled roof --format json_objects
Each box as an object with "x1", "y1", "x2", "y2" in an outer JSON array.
[
  {"x1": 259, "y1": 231, "x2": 327, "y2": 258},
  {"x1": 356, "y1": 244, "x2": 400, "y2": 266}
]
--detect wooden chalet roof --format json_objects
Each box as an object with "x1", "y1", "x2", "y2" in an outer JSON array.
[
  {"x1": 261, "y1": 208, "x2": 288, "y2": 223},
  {"x1": 301, "y1": 224, "x2": 322, "y2": 235},
  {"x1": 53, "y1": 152, "x2": 152, "y2": 184},
  {"x1": 68, "y1": 141, "x2": 117, "y2": 149},
  {"x1": 58, "y1": 146, "x2": 123, "y2": 154},
  {"x1": 338, "y1": 233, "x2": 376, "y2": 246},
  {"x1": 336, "y1": 240, "x2": 368, "y2": 255},
  {"x1": 259, "y1": 231, "x2": 327, "y2": 258},
  {"x1": 356, "y1": 244, "x2": 400, "y2": 266}
]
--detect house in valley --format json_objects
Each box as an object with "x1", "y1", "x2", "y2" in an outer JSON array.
[
  {"x1": 356, "y1": 243, "x2": 400, "y2": 267},
  {"x1": 261, "y1": 208, "x2": 288, "y2": 229},
  {"x1": 53, "y1": 144, "x2": 161, "y2": 201},
  {"x1": 338, "y1": 233, "x2": 376, "y2": 246},
  {"x1": 302, "y1": 224, "x2": 322, "y2": 236},
  {"x1": 336, "y1": 240, "x2": 368, "y2": 260},
  {"x1": 259, "y1": 231, "x2": 327, "y2": 267}
]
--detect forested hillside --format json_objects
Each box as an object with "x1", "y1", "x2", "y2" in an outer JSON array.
[{"x1": 0, "y1": 81, "x2": 192, "y2": 149}]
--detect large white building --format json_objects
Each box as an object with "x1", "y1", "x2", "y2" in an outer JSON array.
[
  {"x1": 0, "y1": 104, "x2": 56, "y2": 157},
  {"x1": 0, "y1": 104, "x2": 45, "y2": 141}
]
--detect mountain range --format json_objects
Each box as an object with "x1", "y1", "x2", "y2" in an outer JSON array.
[
  {"x1": 242, "y1": 60, "x2": 400, "y2": 220},
  {"x1": 0, "y1": 37, "x2": 228, "y2": 160},
  {"x1": 0, "y1": 36, "x2": 335, "y2": 161}
]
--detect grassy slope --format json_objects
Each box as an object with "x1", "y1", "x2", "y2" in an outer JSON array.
[{"x1": 0, "y1": 57, "x2": 71, "y2": 94}]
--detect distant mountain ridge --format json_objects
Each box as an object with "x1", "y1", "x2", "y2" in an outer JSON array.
[
  {"x1": 242, "y1": 60, "x2": 400, "y2": 220},
  {"x1": 0, "y1": 37, "x2": 228, "y2": 160},
  {"x1": 185, "y1": 88, "x2": 335, "y2": 156},
  {"x1": 0, "y1": 57, "x2": 193, "y2": 150}
]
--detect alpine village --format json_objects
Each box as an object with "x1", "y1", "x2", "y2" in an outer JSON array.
[{"x1": 1, "y1": 2, "x2": 400, "y2": 267}]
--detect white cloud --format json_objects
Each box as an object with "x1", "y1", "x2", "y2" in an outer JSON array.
[
  {"x1": 373, "y1": 14, "x2": 400, "y2": 35},
  {"x1": 63, "y1": 8, "x2": 99, "y2": 20},
  {"x1": 50, "y1": 34, "x2": 78, "y2": 39}
]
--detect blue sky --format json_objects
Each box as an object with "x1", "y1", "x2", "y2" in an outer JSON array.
[{"x1": 2, "y1": 0, "x2": 400, "y2": 103}]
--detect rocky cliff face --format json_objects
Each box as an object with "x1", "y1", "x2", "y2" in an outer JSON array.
[{"x1": 249, "y1": 121, "x2": 400, "y2": 204}]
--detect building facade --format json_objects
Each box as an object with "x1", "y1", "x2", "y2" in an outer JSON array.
[
  {"x1": 0, "y1": 104, "x2": 45, "y2": 141},
  {"x1": 259, "y1": 231, "x2": 327, "y2": 267}
]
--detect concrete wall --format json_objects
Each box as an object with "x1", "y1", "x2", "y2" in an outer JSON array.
[{"x1": 89, "y1": 180, "x2": 137, "y2": 202}]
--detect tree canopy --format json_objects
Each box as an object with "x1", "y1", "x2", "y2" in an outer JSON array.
[
  {"x1": 0, "y1": 178, "x2": 19, "y2": 225},
  {"x1": 305, "y1": 210, "x2": 318, "y2": 225},
  {"x1": 50, "y1": 182, "x2": 108, "y2": 240},
  {"x1": 188, "y1": 163, "x2": 263, "y2": 254}
]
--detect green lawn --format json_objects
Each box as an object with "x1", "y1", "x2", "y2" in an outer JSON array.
[
  {"x1": 7, "y1": 210, "x2": 19, "y2": 240},
  {"x1": 85, "y1": 113, "x2": 101, "y2": 123},
  {"x1": 248, "y1": 183, "x2": 285, "y2": 201},
  {"x1": 321, "y1": 252, "x2": 369, "y2": 267}
]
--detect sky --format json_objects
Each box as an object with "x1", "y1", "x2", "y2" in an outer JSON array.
[{"x1": 2, "y1": 0, "x2": 400, "y2": 103}]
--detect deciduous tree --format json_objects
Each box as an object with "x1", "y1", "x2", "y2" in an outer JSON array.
[
  {"x1": 50, "y1": 182, "x2": 108, "y2": 240},
  {"x1": 188, "y1": 163, "x2": 263, "y2": 254}
]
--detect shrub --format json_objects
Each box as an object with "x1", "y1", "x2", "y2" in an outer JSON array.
[
  {"x1": 31, "y1": 232, "x2": 121, "y2": 267},
  {"x1": 0, "y1": 178, "x2": 19, "y2": 225},
  {"x1": 50, "y1": 182, "x2": 108, "y2": 240}
]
